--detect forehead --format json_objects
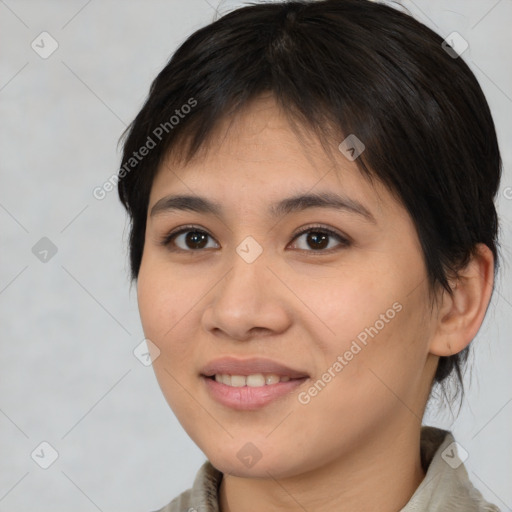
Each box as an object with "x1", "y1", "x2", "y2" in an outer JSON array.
[{"x1": 149, "y1": 95, "x2": 390, "y2": 219}]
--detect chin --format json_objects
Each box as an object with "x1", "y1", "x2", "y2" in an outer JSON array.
[{"x1": 204, "y1": 444, "x2": 308, "y2": 480}]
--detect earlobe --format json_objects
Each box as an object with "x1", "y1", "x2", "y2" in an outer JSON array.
[{"x1": 429, "y1": 243, "x2": 494, "y2": 357}]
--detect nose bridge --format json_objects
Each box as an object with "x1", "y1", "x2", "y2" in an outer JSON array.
[
  {"x1": 218, "y1": 240, "x2": 271, "y2": 313},
  {"x1": 202, "y1": 240, "x2": 289, "y2": 339}
]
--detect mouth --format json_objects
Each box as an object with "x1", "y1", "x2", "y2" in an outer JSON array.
[
  {"x1": 200, "y1": 357, "x2": 309, "y2": 410},
  {"x1": 205, "y1": 373, "x2": 296, "y2": 387},
  {"x1": 201, "y1": 356, "x2": 309, "y2": 380}
]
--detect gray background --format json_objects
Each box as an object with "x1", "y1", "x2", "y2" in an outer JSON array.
[{"x1": 1, "y1": 0, "x2": 511, "y2": 511}]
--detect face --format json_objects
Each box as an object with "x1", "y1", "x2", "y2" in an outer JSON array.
[{"x1": 137, "y1": 95, "x2": 439, "y2": 479}]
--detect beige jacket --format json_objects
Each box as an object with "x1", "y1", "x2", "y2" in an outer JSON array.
[{"x1": 152, "y1": 427, "x2": 500, "y2": 512}]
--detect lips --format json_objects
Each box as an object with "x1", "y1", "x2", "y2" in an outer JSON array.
[
  {"x1": 200, "y1": 356, "x2": 309, "y2": 380},
  {"x1": 201, "y1": 356, "x2": 310, "y2": 410}
]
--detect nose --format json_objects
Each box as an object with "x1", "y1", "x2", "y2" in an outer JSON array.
[{"x1": 201, "y1": 248, "x2": 292, "y2": 342}]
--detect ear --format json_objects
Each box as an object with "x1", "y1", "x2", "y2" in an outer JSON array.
[{"x1": 429, "y1": 243, "x2": 495, "y2": 357}]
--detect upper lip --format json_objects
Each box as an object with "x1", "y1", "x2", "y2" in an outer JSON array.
[{"x1": 201, "y1": 357, "x2": 309, "y2": 379}]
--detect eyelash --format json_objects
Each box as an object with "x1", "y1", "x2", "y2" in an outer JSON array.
[{"x1": 159, "y1": 223, "x2": 351, "y2": 254}]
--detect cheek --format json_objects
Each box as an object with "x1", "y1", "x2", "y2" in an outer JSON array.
[
  {"x1": 137, "y1": 263, "x2": 204, "y2": 416},
  {"x1": 137, "y1": 260, "x2": 201, "y2": 367},
  {"x1": 311, "y1": 261, "x2": 430, "y2": 388},
  {"x1": 305, "y1": 267, "x2": 401, "y2": 351},
  {"x1": 137, "y1": 253, "x2": 207, "y2": 339},
  {"x1": 320, "y1": 297, "x2": 432, "y2": 422}
]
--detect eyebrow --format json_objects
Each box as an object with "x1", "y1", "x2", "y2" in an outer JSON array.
[{"x1": 150, "y1": 192, "x2": 376, "y2": 223}]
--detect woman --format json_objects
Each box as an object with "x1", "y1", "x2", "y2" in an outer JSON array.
[{"x1": 118, "y1": 1, "x2": 502, "y2": 510}]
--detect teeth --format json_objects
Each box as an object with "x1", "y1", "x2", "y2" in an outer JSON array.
[
  {"x1": 230, "y1": 375, "x2": 246, "y2": 387},
  {"x1": 212, "y1": 373, "x2": 294, "y2": 387},
  {"x1": 265, "y1": 374, "x2": 280, "y2": 385},
  {"x1": 247, "y1": 374, "x2": 266, "y2": 387}
]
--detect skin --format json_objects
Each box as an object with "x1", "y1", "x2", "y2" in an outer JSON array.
[{"x1": 137, "y1": 94, "x2": 494, "y2": 512}]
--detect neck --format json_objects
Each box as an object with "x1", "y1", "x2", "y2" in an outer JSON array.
[{"x1": 219, "y1": 420, "x2": 425, "y2": 512}]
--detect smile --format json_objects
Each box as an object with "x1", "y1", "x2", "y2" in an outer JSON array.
[{"x1": 211, "y1": 373, "x2": 292, "y2": 387}]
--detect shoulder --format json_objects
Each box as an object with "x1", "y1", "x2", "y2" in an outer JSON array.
[
  {"x1": 402, "y1": 426, "x2": 501, "y2": 512},
  {"x1": 149, "y1": 489, "x2": 194, "y2": 512},
  {"x1": 148, "y1": 460, "x2": 223, "y2": 512}
]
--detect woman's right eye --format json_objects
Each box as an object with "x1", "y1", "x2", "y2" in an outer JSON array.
[{"x1": 161, "y1": 227, "x2": 219, "y2": 252}]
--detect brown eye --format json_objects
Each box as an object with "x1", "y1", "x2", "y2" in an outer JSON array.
[
  {"x1": 181, "y1": 231, "x2": 210, "y2": 249},
  {"x1": 162, "y1": 227, "x2": 219, "y2": 251},
  {"x1": 290, "y1": 226, "x2": 350, "y2": 252},
  {"x1": 304, "y1": 232, "x2": 329, "y2": 250}
]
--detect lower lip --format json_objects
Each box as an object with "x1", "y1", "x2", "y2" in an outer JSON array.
[{"x1": 202, "y1": 376, "x2": 308, "y2": 410}]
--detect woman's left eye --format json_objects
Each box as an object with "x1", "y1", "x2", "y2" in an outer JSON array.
[
  {"x1": 160, "y1": 225, "x2": 350, "y2": 253},
  {"x1": 289, "y1": 226, "x2": 350, "y2": 252}
]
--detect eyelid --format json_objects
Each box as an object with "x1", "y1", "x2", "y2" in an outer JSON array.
[{"x1": 290, "y1": 223, "x2": 350, "y2": 243}]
